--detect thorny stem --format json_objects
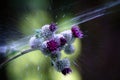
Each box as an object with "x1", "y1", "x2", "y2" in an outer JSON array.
[{"x1": 0, "y1": 48, "x2": 37, "y2": 69}]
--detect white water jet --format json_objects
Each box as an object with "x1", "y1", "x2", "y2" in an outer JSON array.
[{"x1": 59, "y1": 0, "x2": 120, "y2": 28}]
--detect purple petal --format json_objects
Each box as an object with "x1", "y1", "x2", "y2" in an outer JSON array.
[
  {"x1": 49, "y1": 23, "x2": 57, "y2": 32},
  {"x1": 60, "y1": 37, "x2": 67, "y2": 46},
  {"x1": 47, "y1": 39, "x2": 58, "y2": 52},
  {"x1": 61, "y1": 68, "x2": 72, "y2": 75},
  {"x1": 71, "y1": 25, "x2": 83, "y2": 38}
]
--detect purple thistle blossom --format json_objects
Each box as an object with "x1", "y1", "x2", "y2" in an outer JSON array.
[
  {"x1": 61, "y1": 67, "x2": 72, "y2": 75},
  {"x1": 47, "y1": 39, "x2": 58, "y2": 52},
  {"x1": 60, "y1": 37, "x2": 67, "y2": 46},
  {"x1": 28, "y1": 23, "x2": 84, "y2": 75},
  {"x1": 49, "y1": 23, "x2": 57, "y2": 32},
  {"x1": 71, "y1": 25, "x2": 83, "y2": 38}
]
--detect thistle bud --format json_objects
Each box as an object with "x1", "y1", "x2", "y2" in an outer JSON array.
[
  {"x1": 71, "y1": 25, "x2": 83, "y2": 38},
  {"x1": 54, "y1": 34, "x2": 66, "y2": 46},
  {"x1": 29, "y1": 36, "x2": 42, "y2": 49},
  {"x1": 41, "y1": 25, "x2": 52, "y2": 39},
  {"x1": 60, "y1": 30, "x2": 73, "y2": 44},
  {"x1": 64, "y1": 44, "x2": 75, "y2": 54},
  {"x1": 54, "y1": 58, "x2": 70, "y2": 72},
  {"x1": 49, "y1": 23, "x2": 57, "y2": 32},
  {"x1": 41, "y1": 23, "x2": 57, "y2": 40},
  {"x1": 40, "y1": 41, "x2": 49, "y2": 55},
  {"x1": 61, "y1": 67, "x2": 72, "y2": 75}
]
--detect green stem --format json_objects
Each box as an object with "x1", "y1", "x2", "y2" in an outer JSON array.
[{"x1": 0, "y1": 48, "x2": 37, "y2": 69}]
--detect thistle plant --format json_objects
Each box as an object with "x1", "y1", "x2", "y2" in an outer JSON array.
[{"x1": 0, "y1": 23, "x2": 83, "y2": 75}]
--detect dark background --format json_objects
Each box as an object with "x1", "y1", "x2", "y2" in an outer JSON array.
[{"x1": 0, "y1": 0, "x2": 120, "y2": 80}]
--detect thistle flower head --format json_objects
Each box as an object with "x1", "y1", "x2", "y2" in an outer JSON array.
[
  {"x1": 54, "y1": 34, "x2": 67, "y2": 46},
  {"x1": 40, "y1": 41, "x2": 50, "y2": 55},
  {"x1": 54, "y1": 58, "x2": 70, "y2": 72},
  {"x1": 71, "y1": 25, "x2": 83, "y2": 38},
  {"x1": 64, "y1": 44, "x2": 75, "y2": 54},
  {"x1": 29, "y1": 36, "x2": 42, "y2": 49},
  {"x1": 41, "y1": 24, "x2": 54, "y2": 40},
  {"x1": 62, "y1": 67, "x2": 72, "y2": 75},
  {"x1": 47, "y1": 39, "x2": 59, "y2": 52},
  {"x1": 49, "y1": 23, "x2": 57, "y2": 32},
  {"x1": 60, "y1": 37, "x2": 66, "y2": 46},
  {"x1": 60, "y1": 30, "x2": 73, "y2": 44},
  {"x1": 41, "y1": 37, "x2": 63, "y2": 56}
]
